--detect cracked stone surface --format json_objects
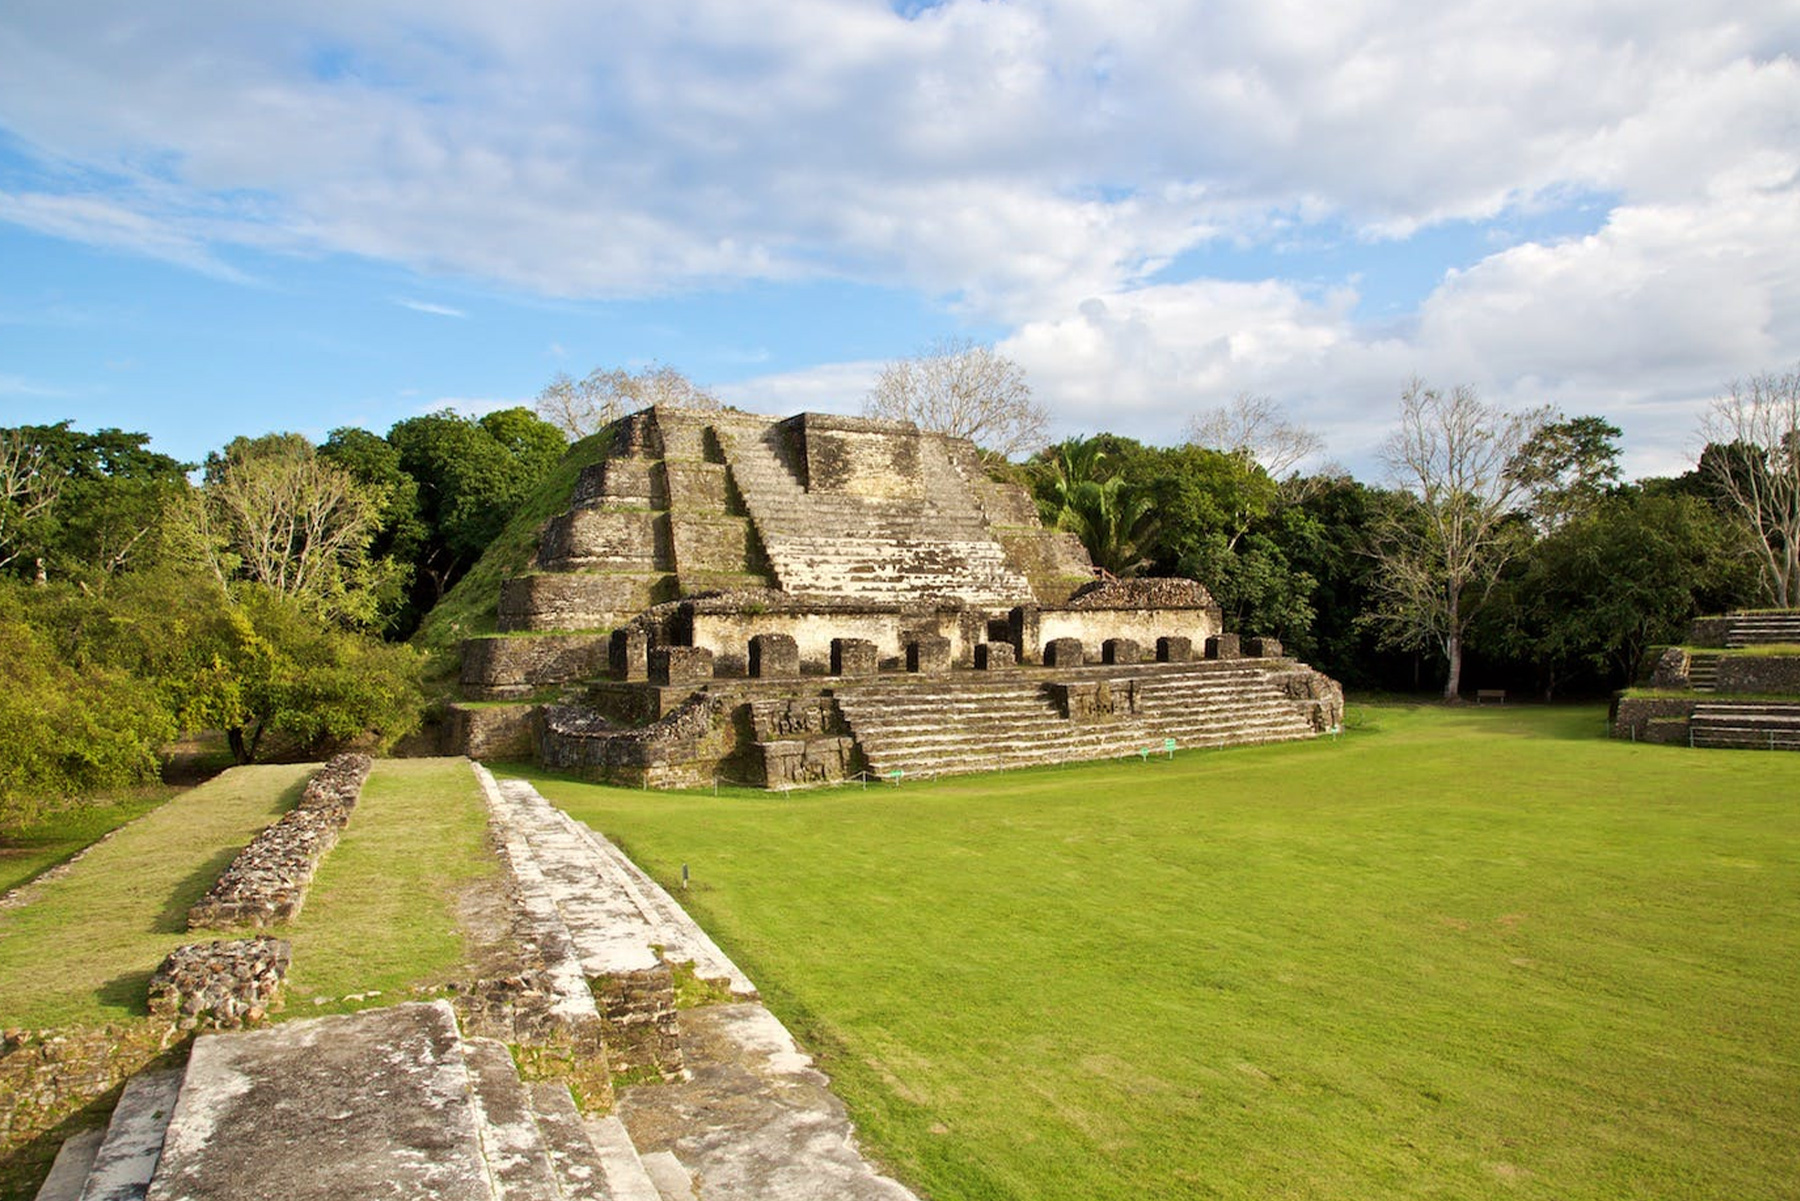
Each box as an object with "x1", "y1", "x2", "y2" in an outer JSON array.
[{"x1": 614, "y1": 1003, "x2": 919, "y2": 1201}]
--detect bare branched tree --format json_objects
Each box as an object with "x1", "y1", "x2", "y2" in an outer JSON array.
[
  {"x1": 536, "y1": 363, "x2": 722, "y2": 439},
  {"x1": 1185, "y1": 393, "x2": 1325, "y2": 480},
  {"x1": 1366, "y1": 380, "x2": 1548, "y2": 700},
  {"x1": 1698, "y1": 366, "x2": 1800, "y2": 607},
  {"x1": 863, "y1": 337, "x2": 1049, "y2": 459},
  {"x1": 0, "y1": 429, "x2": 61, "y2": 575}
]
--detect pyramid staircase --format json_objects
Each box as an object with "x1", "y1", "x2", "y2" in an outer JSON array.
[
  {"x1": 710, "y1": 419, "x2": 1033, "y2": 607},
  {"x1": 831, "y1": 661, "x2": 1319, "y2": 780},
  {"x1": 36, "y1": 769, "x2": 914, "y2": 1201},
  {"x1": 1686, "y1": 653, "x2": 1721, "y2": 692}
]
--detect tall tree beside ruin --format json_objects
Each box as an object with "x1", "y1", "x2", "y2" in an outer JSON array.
[
  {"x1": 1185, "y1": 393, "x2": 1326, "y2": 483},
  {"x1": 536, "y1": 363, "x2": 722, "y2": 439},
  {"x1": 1698, "y1": 366, "x2": 1800, "y2": 607},
  {"x1": 863, "y1": 337, "x2": 1049, "y2": 459},
  {"x1": 0, "y1": 427, "x2": 62, "y2": 576},
  {"x1": 1365, "y1": 380, "x2": 1546, "y2": 700},
  {"x1": 194, "y1": 434, "x2": 401, "y2": 629}
]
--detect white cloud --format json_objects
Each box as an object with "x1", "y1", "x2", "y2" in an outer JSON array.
[
  {"x1": 0, "y1": 0, "x2": 1795, "y2": 477},
  {"x1": 714, "y1": 360, "x2": 883, "y2": 418},
  {"x1": 393, "y1": 297, "x2": 467, "y2": 318}
]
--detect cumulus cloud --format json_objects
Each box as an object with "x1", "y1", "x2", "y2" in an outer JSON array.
[{"x1": 1, "y1": 0, "x2": 1796, "y2": 474}]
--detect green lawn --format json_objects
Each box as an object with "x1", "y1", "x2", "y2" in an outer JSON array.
[
  {"x1": 508, "y1": 703, "x2": 1800, "y2": 1201},
  {"x1": 0, "y1": 788, "x2": 179, "y2": 898},
  {"x1": 0, "y1": 758, "x2": 495, "y2": 1029}
]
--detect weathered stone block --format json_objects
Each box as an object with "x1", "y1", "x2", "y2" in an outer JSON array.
[
  {"x1": 1206, "y1": 634, "x2": 1241, "y2": 661},
  {"x1": 1650, "y1": 646, "x2": 1690, "y2": 689},
  {"x1": 1102, "y1": 638, "x2": 1142, "y2": 665},
  {"x1": 1044, "y1": 637, "x2": 1085, "y2": 667},
  {"x1": 1245, "y1": 636, "x2": 1283, "y2": 658},
  {"x1": 610, "y1": 627, "x2": 650, "y2": 681},
  {"x1": 907, "y1": 634, "x2": 952, "y2": 674},
  {"x1": 1009, "y1": 604, "x2": 1042, "y2": 665},
  {"x1": 446, "y1": 703, "x2": 537, "y2": 760},
  {"x1": 831, "y1": 637, "x2": 878, "y2": 677},
  {"x1": 1050, "y1": 679, "x2": 1140, "y2": 721},
  {"x1": 1716, "y1": 654, "x2": 1800, "y2": 693},
  {"x1": 650, "y1": 645, "x2": 714, "y2": 686},
  {"x1": 749, "y1": 633, "x2": 800, "y2": 678},
  {"x1": 148, "y1": 938, "x2": 291, "y2": 1031},
  {"x1": 590, "y1": 963, "x2": 683, "y2": 1079},
  {"x1": 1157, "y1": 635, "x2": 1193, "y2": 663},
  {"x1": 975, "y1": 642, "x2": 1016, "y2": 670}
]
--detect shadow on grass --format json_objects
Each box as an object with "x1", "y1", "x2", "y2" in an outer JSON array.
[
  {"x1": 94, "y1": 969, "x2": 155, "y2": 1018},
  {"x1": 154, "y1": 846, "x2": 247, "y2": 935}
]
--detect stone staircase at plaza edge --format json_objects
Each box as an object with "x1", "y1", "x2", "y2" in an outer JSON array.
[
  {"x1": 831, "y1": 660, "x2": 1320, "y2": 780},
  {"x1": 36, "y1": 768, "x2": 916, "y2": 1201},
  {"x1": 1687, "y1": 700, "x2": 1800, "y2": 750}
]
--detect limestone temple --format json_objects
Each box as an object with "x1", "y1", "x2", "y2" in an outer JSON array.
[{"x1": 451, "y1": 405, "x2": 1344, "y2": 786}]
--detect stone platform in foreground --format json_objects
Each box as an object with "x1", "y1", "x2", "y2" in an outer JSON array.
[{"x1": 39, "y1": 767, "x2": 917, "y2": 1201}]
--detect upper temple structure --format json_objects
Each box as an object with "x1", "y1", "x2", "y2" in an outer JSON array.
[{"x1": 450, "y1": 405, "x2": 1344, "y2": 787}]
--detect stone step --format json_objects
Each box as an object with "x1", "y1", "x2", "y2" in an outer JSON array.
[
  {"x1": 527, "y1": 1081, "x2": 619, "y2": 1200},
  {"x1": 145, "y1": 1003, "x2": 495, "y2": 1201},
  {"x1": 465, "y1": 1038, "x2": 565, "y2": 1200},
  {"x1": 33, "y1": 1127, "x2": 103, "y2": 1201},
  {"x1": 614, "y1": 1003, "x2": 920, "y2": 1201},
  {"x1": 582, "y1": 1116, "x2": 667, "y2": 1201},
  {"x1": 77, "y1": 1068, "x2": 181, "y2": 1201}
]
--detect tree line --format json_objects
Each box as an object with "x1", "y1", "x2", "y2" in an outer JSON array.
[{"x1": 1, "y1": 355, "x2": 1795, "y2": 823}]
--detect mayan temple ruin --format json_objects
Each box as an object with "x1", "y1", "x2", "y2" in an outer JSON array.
[{"x1": 452, "y1": 405, "x2": 1344, "y2": 786}]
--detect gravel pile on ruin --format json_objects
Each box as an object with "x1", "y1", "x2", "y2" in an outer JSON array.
[
  {"x1": 187, "y1": 753, "x2": 373, "y2": 930},
  {"x1": 1067, "y1": 577, "x2": 1214, "y2": 609}
]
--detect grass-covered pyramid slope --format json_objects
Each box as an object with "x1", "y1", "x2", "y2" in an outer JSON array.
[{"x1": 412, "y1": 430, "x2": 613, "y2": 663}]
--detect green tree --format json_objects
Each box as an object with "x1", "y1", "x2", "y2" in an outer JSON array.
[
  {"x1": 195, "y1": 433, "x2": 403, "y2": 629},
  {"x1": 388, "y1": 408, "x2": 567, "y2": 607},
  {"x1": 1479, "y1": 489, "x2": 1759, "y2": 695},
  {"x1": 0, "y1": 580, "x2": 176, "y2": 825},
  {"x1": 1507, "y1": 414, "x2": 1623, "y2": 532},
  {"x1": 1697, "y1": 367, "x2": 1800, "y2": 606}
]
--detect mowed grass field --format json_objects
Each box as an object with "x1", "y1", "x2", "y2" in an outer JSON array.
[
  {"x1": 0, "y1": 758, "x2": 496, "y2": 1030},
  {"x1": 510, "y1": 703, "x2": 1800, "y2": 1201}
]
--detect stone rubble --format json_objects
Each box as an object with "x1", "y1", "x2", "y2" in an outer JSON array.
[
  {"x1": 186, "y1": 753, "x2": 372, "y2": 929},
  {"x1": 146, "y1": 937, "x2": 292, "y2": 1031}
]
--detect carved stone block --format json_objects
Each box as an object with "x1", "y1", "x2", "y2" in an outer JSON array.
[
  {"x1": 1245, "y1": 636, "x2": 1283, "y2": 658},
  {"x1": 611, "y1": 627, "x2": 649, "y2": 681},
  {"x1": 1044, "y1": 637, "x2": 1085, "y2": 667},
  {"x1": 1205, "y1": 634, "x2": 1241, "y2": 661},
  {"x1": 831, "y1": 637, "x2": 878, "y2": 677},
  {"x1": 1009, "y1": 604, "x2": 1042, "y2": 665},
  {"x1": 650, "y1": 645, "x2": 714, "y2": 685},
  {"x1": 1102, "y1": 638, "x2": 1142, "y2": 665},
  {"x1": 975, "y1": 642, "x2": 1016, "y2": 670},
  {"x1": 1157, "y1": 635, "x2": 1193, "y2": 663},
  {"x1": 907, "y1": 634, "x2": 952, "y2": 674},
  {"x1": 749, "y1": 633, "x2": 800, "y2": 678}
]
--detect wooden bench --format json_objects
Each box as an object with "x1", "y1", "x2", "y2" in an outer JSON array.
[{"x1": 1475, "y1": 689, "x2": 1506, "y2": 705}]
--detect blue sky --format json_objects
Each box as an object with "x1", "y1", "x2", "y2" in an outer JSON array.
[{"x1": 3, "y1": 0, "x2": 1797, "y2": 479}]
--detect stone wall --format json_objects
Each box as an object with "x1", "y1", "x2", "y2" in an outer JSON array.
[
  {"x1": 445, "y1": 704, "x2": 538, "y2": 760},
  {"x1": 147, "y1": 938, "x2": 291, "y2": 1031},
  {"x1": 460, "y1": 633, "x2": 611, "y2": 700},
  {"x1": 788, "y1": 412, "x2": 926, "y2": 501},
  {"x1": 1612, "y1": 695, "x2": 1698, "y2": 743},
  {"x1": 538, "y1": 693, "x2": 738, "y2": 788},
  {"x1": 1715, "y1": 653, "x2": 1800, "y2": 693},
  {"x1": 499, "y1": 572, "x2": 673, "y2": 632},
  {"x1": 188, "y1": 754, "x2": 373, "y2": 930},
  {"x1": 685, "y1": 597, "x2": 983, "y2": 673},
  {"x1": 1036, "y1": 607, "x2": 1221, "y2": 664}
]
